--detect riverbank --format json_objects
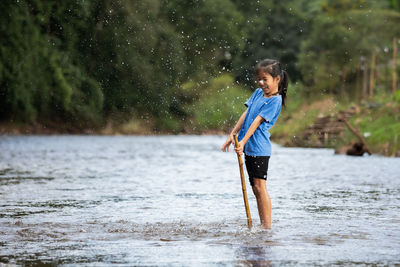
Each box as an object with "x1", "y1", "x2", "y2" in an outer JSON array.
[
  {"x1": 270, "y1": 94, "x2": 400, "y2": 157},
  {"x1": 0, "y1": 120, "x2": 226, "y2": 136},
  {"x1": 1, "y1": 94, "x2": 399, "y2": 157}
]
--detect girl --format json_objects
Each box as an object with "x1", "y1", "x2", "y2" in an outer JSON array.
[{"x1": 221, "y1": 59, "x2": 288, "y2": 229}]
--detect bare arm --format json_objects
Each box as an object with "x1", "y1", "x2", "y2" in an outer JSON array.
[
  {"x1": 221, "y1": 108, "x2": 248, "y2": 152},
  {"x1": 234, "y1": 115, "x2": 265, "y2": 155},
  {"x1": 230, "y1": 108, "x2": 248, "y2": 135}
]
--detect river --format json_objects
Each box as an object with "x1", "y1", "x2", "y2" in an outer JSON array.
[{"x1": 0, "y1": 135, "x2": 399, "y2": 266}]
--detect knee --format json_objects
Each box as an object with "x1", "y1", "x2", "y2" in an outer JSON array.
[{"x1": 252, "y1": 183, "x2": 265, "y2": 196}]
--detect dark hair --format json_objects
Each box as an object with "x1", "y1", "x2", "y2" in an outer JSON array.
[{"x1": 254, "y1": 59, "x2": 289, "y2": 106}]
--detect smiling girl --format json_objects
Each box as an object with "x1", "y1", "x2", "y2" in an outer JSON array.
[{"x1": 221, "y1": 59, "x2": 289, "y2": 229}]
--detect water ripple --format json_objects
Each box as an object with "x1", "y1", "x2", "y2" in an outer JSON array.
[{"x1": 0, "y1": 135, "x2": 399, "y2": 265}]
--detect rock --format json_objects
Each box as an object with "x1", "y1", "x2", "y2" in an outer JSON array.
[{"x1": 335, "y1": 142, "x2": 369, "y2": 156}]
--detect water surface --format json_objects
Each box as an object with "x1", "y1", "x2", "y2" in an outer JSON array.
[{"x1": 1, "y1": 135, "x2": 399, "y2": 266}]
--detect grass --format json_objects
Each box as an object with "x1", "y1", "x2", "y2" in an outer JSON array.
[
  {"x1": 346, "y1": 97, "x2": 400, "y2": 156},
  {"x1": 271, "y1": 87, "x2": 400, "y2": 156},
  {"x1": 270, "y1": 83, "x2": 337, "y2": 146}
]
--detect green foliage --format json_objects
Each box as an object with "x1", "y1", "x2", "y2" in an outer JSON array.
[
  {"x1": 184, "y1": 74, "x2": 251, "y2": 131},
  {"x1": 269, "y1": 82, "x2": 323, "y2": 144},
  {"x1": 88, "y1": 1, "x2": 187, "y2": 116},
  {"x1": 232, "y1": 0, "x2": 309, "y2": 85},
  {"x1": 271, "y1": 88, "x2": 400, "y2": 155},
  {"x1": 296, "y1": 0, "x2": 400, "y2": 97},
  {"x1": 0, "y1": 1, "x2": 103, "y2": 125},
  {"x1": 163, "y1": 0, "x2": 245, "y2": 77},
  {"x1": 1, "y1": 0, "x2": 399, "y2": 141},
  {"x1": 346, "y1": 97, "x2": 400, "y2": 156},
  {"x1": 395, "y1": 90, "x2": 400, "y2": 101}
]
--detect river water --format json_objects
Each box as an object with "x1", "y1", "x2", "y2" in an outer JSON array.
[{"x1": 0, "y1": 135, "x2": 399, "y2": 266}]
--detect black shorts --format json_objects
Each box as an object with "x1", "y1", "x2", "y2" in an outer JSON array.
[{"x1": 244, "y1": 155, "x2": 270, "y2": 186}]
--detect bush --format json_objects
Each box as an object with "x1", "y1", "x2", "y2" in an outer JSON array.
[{"x1": 184, "y1": 74, "x2": 251, "y2": 132}]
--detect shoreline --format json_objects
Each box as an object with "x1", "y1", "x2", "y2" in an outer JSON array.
[
  {"x1": 0, "y1": 122, "x2": 227, "y2": 136},
  {"x1": 1, "y1": 121, "x2": 399, "y2": 157}
]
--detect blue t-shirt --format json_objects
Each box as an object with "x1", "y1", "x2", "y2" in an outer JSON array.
[{"x1": 237, "y1": 88, "x2": 282, "y2": 156}]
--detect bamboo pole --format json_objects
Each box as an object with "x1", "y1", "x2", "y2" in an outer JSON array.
[
  {"x1": 369, "y1": 52, "x2": 376, "y2": 98},
  {"x1": 355, "y1": 65, "x2": 361, "y2": 102},
  {"x1": 340, "y1": 66, "x2": 347, "y2": 99},
  {"x1": 361, "y1": 56, "x2": 368, "y2": 100},
  {"x1": 393, "y1": 37, "x2": 398, "y2": 95},
  {"x1": 233, "y1": 135, "x2": 252, "y2": 229}
]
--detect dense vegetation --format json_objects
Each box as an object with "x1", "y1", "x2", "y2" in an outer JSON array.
[{"x1": 1, "y1": 0, "x2": 399, "y2": 145}]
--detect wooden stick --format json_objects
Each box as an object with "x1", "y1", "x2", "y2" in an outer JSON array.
[
  {"x1": 233, "y1": 134, "x2": 252, "y2": 229},
  {"x1": 339, "y1": 117, "x2": 372, "y2": 155}
]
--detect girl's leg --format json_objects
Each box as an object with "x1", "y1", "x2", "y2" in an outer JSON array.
[{"x1": 251, "y1": 178, "x2": 271, "y2": 229}]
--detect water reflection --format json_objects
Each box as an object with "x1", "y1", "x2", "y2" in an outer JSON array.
[{"x1": 236, "y1": 245, "x2": 273, "y2": 267}]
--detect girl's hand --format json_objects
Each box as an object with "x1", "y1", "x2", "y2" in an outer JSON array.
[
  {"x1": 234, "y1": 141, "x2": 244, "y2": 156},
  {"x1": 221, "y1": 134, "x2": 234, "y2": 152}
]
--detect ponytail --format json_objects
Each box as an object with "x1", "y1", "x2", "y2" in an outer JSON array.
[{"x1": 279, "y1": 70, "x2": 289, "y2": 107}]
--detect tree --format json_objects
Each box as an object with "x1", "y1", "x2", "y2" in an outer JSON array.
[
  {"x1": 297, "y1": 0, "x2": 400, "y2": 98},
  {"x1": 231, "y1": 0, "x2": 309, "y2": 87}
]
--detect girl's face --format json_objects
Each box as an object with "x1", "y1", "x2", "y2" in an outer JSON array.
[{"x1": 256, "y1": 71, "x2": 280, "y2": 95}]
